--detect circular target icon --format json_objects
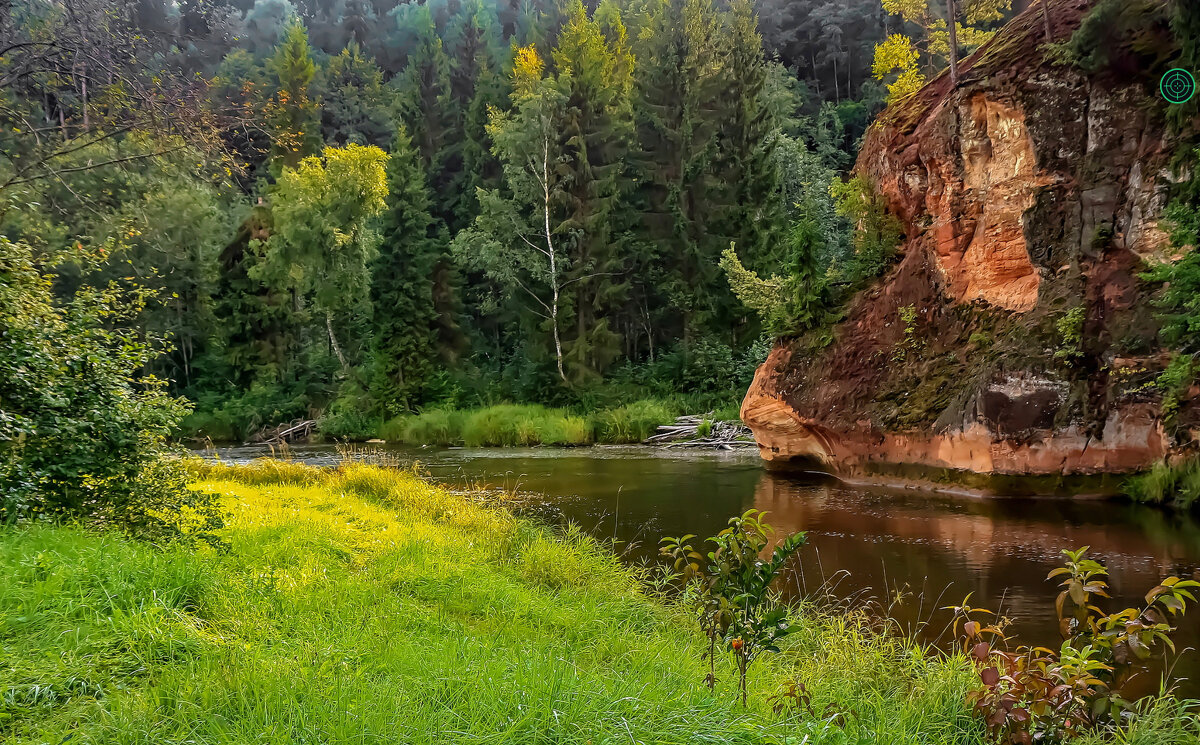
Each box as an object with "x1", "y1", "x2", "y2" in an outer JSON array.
[{"x1": 1161, "y1": 68, "x2": 1197, "y2": 105}]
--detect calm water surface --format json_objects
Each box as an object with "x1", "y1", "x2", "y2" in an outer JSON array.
[{"x1": 207, "y1": 443, "x2": 1200, "y2": 696}]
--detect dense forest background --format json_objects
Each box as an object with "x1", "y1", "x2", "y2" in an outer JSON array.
[{"x1": 0, "y1": 0, "x2": 1022, "y2": 440}]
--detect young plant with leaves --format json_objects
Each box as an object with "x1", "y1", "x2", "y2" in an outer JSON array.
[
  {"x1": 661, "y1": 509, "x2": 808, "y2": 706},
  {"x1": 949, "y1": 547, "x2": 1200, "y2": 743}
]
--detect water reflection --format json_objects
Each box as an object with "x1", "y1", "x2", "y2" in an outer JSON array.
[{"x1": 205, "y1": 443, "x2": 1200, "y2": 696}]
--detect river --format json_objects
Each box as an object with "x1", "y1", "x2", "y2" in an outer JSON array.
[{"x1": 205, "y1": 443, "x2": 1200, "y2": 697}]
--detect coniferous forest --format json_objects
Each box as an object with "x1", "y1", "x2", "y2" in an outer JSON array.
[{"x1": 0, "y1": 0, "x2": 1021, "y2": 441}]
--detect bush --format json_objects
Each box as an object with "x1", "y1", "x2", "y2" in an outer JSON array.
[
  {"x1": 0, "y1": 238, "x2": 194, "y2": 528},
  {"x1": 317, "y1": 383, "x2": 381, "y2": 441}
]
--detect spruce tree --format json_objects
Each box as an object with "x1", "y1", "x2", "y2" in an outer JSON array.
[
  {"x1": 443, "y1": 0, "x2": 505, "y2": 231},
  {"x1": 715, "y1": 0, "x2": 786, "y2": 276},
  {"x1": 318, "y1": 42, "x2": 400, "y2": 148},
  {"x1": 630, "y1": 0, "x2": 726, "y2": 346},
  {"x1": 267, "y1": 21, "x2": 321, "y2": 170},
  {"x1": 552, "y1": 0, "x2": 636, "y2": 379},
  {"x1": 370, "y1": 128, "x2": 444, "y2": 413},
  {"x1": 398, "y1": 5, "x2": 457, "y2": 224}
]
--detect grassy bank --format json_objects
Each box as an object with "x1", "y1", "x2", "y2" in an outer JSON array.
[
  {"x1": 3, "y1": 459, "x2": 972, "y2": 743},
  {"x1": 378, "y1": 397, "x2": 743, "y2": 447},
  {"x1": 183, "y1": 394, "x2": 744, "y2": 445},
  {"x1": 4, "y1": 461, "x2": 1196, "y2": 743},
  {"x1": 1124, "y1": 457, "x2": 1200, "y2": 510}
]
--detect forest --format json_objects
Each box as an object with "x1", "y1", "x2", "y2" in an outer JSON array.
[{"x1": 0, "y1": 0, "x2": 1025, "y2": 442}]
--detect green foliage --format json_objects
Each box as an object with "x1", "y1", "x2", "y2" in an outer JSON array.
[
  {"x1": 892, "y1": 304, "x2": 921, "y2": 362},
  {"x1": 0, "y1": 238, "x2": 191, "y2": 527},
  {"x1": 267, "y1": 21, "x2": 321, "y2": 168},
  {"x1": 369, "y1": 128, "x2": 446, "y2": 415},
  {"x1": 661, "y1": 509, "x2": 808, "y2": 705},
  {"x1": 1054, "y1": 305, "x2": 1087, "y2": 364},
  {"x1": 0, "y1": 0, "x2": 886, "y2": 442},
  {"x1": 953, "y1": 547, "x2": 1200, "y2": 743},
  {"x1": 317, "y1": 42, "x2": 400, "y2": 149},
  {"x1": 588, "y1": 399, "x2": 678, "y2": 443},
  {"x1": 379, "y1": 400, "x2": 683, "y2": 447},
  {"x1": 831, "y1": 174, "x2": 903, "y2": 282},
  {"x1": 1123, "y1": 458, "x2": 1200, "y2": 511},
  {"x1": 1155, "y1": 353, "x2": 1196, "y2": 428},
  {"x1": 259, "y1": 143, "x2": 390, "y2": 371},
  {"x1": 874, "y1": 0, "x2": 1012, "y2": 103},
  {"x1": 387, "y1": 408, "x2": 466, "y2": 447}
]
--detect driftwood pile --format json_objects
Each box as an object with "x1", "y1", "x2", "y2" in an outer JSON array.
[
  {"x1": 644, "y1": 415, "x2": 756, "y2": 450},
  {"x1": 255, "y1": 419, "x2": 316, "y2": 445}
]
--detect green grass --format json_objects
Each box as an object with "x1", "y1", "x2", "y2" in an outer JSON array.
[
  {"x1": 1123, "y1": 458, "x2": 1200, "y2": 510},
  {"x1": 379, "y1": 399, "x2": 718, "y2": 447},
  {"x1": 2, "y1": 460, "x2": 1003, "y2": 744}
]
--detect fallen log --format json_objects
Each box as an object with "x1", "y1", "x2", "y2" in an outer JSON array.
[{"x1": 644, "y1": 414, "x2": 755, "y2": 449}]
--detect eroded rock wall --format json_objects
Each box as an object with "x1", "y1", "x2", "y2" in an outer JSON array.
[{"x1": 743, "y1": 0, "x2": 1186, "y2": 485}]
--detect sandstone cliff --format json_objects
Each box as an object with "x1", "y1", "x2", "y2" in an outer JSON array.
[{"x1": 743, "y1": 0, "x2": 1195, "y2": 487}]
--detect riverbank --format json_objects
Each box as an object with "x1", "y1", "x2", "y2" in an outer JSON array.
[
  {"x1": 186, "y1": 397, "x2": 746, "y2": 448},
  {"x1": 2, "y1": 459, "x2": 973, "y2": 742},
  {"x1": 5, "y1": 459, "x2": 1198, "y2": 742}
]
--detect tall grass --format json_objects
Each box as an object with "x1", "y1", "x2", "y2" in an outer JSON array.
[
  {"x1": 588, "y1": 399, "x2": 678, "y2": 443},
  {"x1": 1123, "y1": 458, "x2": 1200, "y2": 510},
  {"x1": 1, "y1": 460, "x2": 1017, "y2": 744},
  {"x1": 378, "y1": 399, "x2": 704, "y2": 447}
]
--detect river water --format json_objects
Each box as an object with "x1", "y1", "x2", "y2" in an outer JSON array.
[{"x1": 205, "y1": 443, "x2": 1200, "y2": 697}]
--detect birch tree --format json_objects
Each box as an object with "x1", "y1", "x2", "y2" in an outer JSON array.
[
  {"x1": 452, "y1": 46, "x2": 573, "y2": 381},
  {"x1": 257, "y1": 144, "x2": 390, "y2": 373}
]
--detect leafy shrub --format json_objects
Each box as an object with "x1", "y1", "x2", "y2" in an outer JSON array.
[
  {"x1": 1154, "y1": 353, "x2": 1196, "y2": 428},
  {"x1": 952, "y1": 547, "x2": 1199, "y2": 743},
  {"x1": 317, "y1": 384, "x2": 381, "y2": 441},
  {"x1": 1054, "y1": 306, "x2": 1087, "y2": 364},
  {"x1": 831, "y1": 174, "x2": 902, "y2": 282},
  {"x1": 0, "y1": 238, "x2": 198, "y2": 532}
]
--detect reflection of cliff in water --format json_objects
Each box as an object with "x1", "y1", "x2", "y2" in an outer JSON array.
[{"x1": 752, "y1": 471, "x2": 1200, "y2": 697}]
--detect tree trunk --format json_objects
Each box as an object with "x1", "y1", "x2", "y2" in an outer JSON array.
[
  {"x1": 1042, "y1": 0, "x2": 1053, "y2": 44},
  {"x1": 326, "y1": 312, "x2": 349, "y2": 371},
  {"x1": 946, "y1": 0, "x2": 960, "y2": 85},
  {"x1": 541, "y1": 132, "x2": 567, "y2": 383}
]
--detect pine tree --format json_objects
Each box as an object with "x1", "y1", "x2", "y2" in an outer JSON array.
[{"x1": 370, "y1": 128, "x2": 444, "y2": 413}]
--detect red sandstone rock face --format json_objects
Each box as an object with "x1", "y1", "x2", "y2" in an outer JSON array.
[{"x1": 742, "y1": 0, "x2": 1184, "y2": 485}]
